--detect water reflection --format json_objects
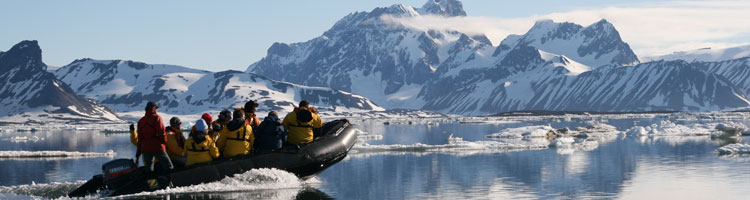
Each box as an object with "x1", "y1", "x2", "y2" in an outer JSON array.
[
  {"x1": 1, "y1": 118, "x2": 750, "y2": 199},
  {"x1": 0, "y1": 130, "x2": 132, "y2": 187},
  {"x1": 318, "y1": 121, "x2": 750, "y2": 199}
]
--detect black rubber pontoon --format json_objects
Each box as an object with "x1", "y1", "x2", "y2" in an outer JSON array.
[{"x1": 68, "y1": 119, "x2": 357, "y2": 197}]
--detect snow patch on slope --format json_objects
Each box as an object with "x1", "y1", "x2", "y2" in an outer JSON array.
[{"x1": 643, "y1": 44, "x2": 750, "y2": 62}]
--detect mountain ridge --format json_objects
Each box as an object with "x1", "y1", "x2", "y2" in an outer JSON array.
[
  {"x1": 246, "y1": 0, "x2": 749, "y2": 115},
  {"x1": 0, "y1": 41, "x2": 121, "y2": 123}
]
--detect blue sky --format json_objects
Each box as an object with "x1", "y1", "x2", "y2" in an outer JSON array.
[{"x1": 1, "y1": 0, "x2": 748, "y2": 71}]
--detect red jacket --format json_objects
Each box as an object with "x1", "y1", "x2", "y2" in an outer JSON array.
[{"x1": 137, "y1": 110, "x2": 167, "y2": 153}]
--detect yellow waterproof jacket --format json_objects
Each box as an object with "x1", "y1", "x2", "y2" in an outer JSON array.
[
  {"x1": 184, "y1": 135, "x2": 219, "y2": 166},
  {"x1": 217, "y1": 120, "x2": 254, "y2": 158},
  {"x1": 283, "y1": 107, "x2": 322, "y2": 145},
  {"x1": 165, "y1": 127, "x2": 185, "y2": 159},
  {"x1": 130, "y1": 129, "x2": 138, "y2": 146},
  {"x1": 130, "y1": 130, "x2": 150, "y2": 163},
  {"x1": 209, "y1": 120, "x2": 229, "y2": 140}
]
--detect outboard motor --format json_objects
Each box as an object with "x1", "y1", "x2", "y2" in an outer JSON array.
[{"x1": 102, "y1": 159, "x2": 136, "y2": 182}]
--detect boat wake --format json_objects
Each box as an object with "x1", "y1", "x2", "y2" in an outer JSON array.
[
  {"x1": 0, "y1": 168, "x2": 310, "y2": 199},
  {"x1": 123, "y1": 168, "x2": 304, "y2": 198},
  {"x1": 0, "y1": 180, "x2": 86, "y2": 199}
]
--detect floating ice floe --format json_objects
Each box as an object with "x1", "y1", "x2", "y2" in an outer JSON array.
[
  {"x1": 548, "y1": 137, "x2": 599, "y2": 154},
  {"x1": 458, "y1": 117, "x2": 519, "y2": 124},
  {"x1": 352, "y1": 135, "x2": 548, "y2": 156},
  {"x1": 446, "y1": 133, "x2": 463, "y2": 143},
  {"x1": 711, "y1": 122, "x2": 746, "y2": 138},
  {"x1": 716, "y1": 143, "x2": 750, "y2": 155},
  {"x1": 572, "y1": 123, "x2": 620, "y2": 137},
  {"x1": 355, "y1": 129, "x2": 383, "y2": 141},
  {"x1": 485, "y1": 125, "x2": 554, "y2": 139},
  {"x1": 0, "y1": 123, "x2": 132, "y2": 133},
  {"x1": 0, "y1": 150, "x2": 116, "y2": 158},
  {"x1": 549, "y1": 137, "x2": 575, "y2": 147},
  {"x1": 124, "y1": 168, "x2": 302, "y2": 197},
  {"x1": 624, "y1": 120, "x2": 713, "y2": 136},
  {"x1": 3, "y1": 136, "x2": 44, "y2": 142}
]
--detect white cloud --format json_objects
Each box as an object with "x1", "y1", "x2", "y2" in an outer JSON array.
[{"x1": 381, "y1": 1, "x2": 750, "y2": 57}]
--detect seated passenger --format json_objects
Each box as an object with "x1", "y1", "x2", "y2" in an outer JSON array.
[
  {"x1": 244, "y1": 100, "x2": 261, "y2": 127},
  {"x1": 234, "y1": 100, "x2": 261, "y2": 127},
  {"x1": 184, "y1": 119, "x2": 219, "y2": 166},
  {"x1": 165, "y1": 117, "x2": 187, "y2": 168},
  {"x1": 217, "y1": 110, "x2": 254, "y2": 158},
  {"x1": 256, "y1": 111, "x2": 287, "y2": 151},
  {"x1": 210, "y1": 109, "x2": 232, "y2": 140},
  {"x1": 283, "y1": 100, "x2": 322, "y2": 145},
  {"x1": 191, "y1": 113, "x2": 213, "y2": 138}
]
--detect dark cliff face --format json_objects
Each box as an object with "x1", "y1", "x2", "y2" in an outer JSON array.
[{"x1": 0, "y1": 41, "x2": 120, "y2": 121}]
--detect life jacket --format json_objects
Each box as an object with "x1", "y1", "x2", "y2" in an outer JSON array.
[
  {"x1": 166, "y1": 126, "x2": 185, "y2": 148},
  {"x1": 284, "y1": 107, "x2": 321, "y2": 145},
  {"x1": 184, "y1": 133, "x2": 219, "y2": 166},
  {"x1": 226, "y1": 120, "x2": 251, "y2": 142},
  {"x1": 165, "y1": 126, "x2": 186, "y2": 158},
  {"x1": 219, "y1": 119, "x2": 254, "y2": 158}
]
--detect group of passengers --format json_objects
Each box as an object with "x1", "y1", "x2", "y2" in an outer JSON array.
[{"x1": 130, "y1": 100, "x2": 323, "y2": 172}]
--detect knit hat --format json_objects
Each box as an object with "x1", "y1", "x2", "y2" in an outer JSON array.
[
  {"x1": 169, "y1": 117, "x2": 181, "y2": 127},
  {"x1": 145, "y1": 101, "x2": 159, "y2": 110},
  {"x1": 244, "y1": 100, "x2": 258, "y2": 113},
  {"x1": 219, "y1": 109, "x2": 231, "y2": 121},
  {"x1": 201, "y1": 113, "x2": 212, "y2": 124},
  {"x1": 195, "y1": 119, "x2": 208, "y2": 132}
]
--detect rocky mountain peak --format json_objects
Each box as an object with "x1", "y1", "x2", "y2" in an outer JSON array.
[
  {"x1": 0, "y1": 41, "x2": 121, "y2": 123},
  {"x1": 500, "y1": 19, "x2": 638, "y2": 67},
  {"x1": 0, "y1": 40, "x2": 44, "y2": 75},
  {"x1": 419, "y1": 0, "x2": 467, "y2": 17}
]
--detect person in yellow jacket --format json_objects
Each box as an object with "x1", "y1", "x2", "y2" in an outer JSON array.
[
  {"x1": 129, "y1": 123, "x2": 138, "y2": 146},
  {"x1": 210, "y1": 109, "x2": 232, "y2": 141},
  {"x1": 283, "y1": 100, "x2": 323, "y2": 145},
  {"x1": 129, "y1": 123, "x2": 149, "y2": 164},
  {"x1": 165, "y1": 117, "x2": 187, "y2": 168},
  {"x1": 184, "y1": 119, "x2": 219, "y2": 166},
  {"x1": 216, "y1": 110, "x2": 254, "y2": 158}
]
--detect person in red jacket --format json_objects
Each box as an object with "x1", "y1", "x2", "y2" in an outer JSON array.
[{"x1": 137, "y1": 101, "x2": 174, "y2": 172}]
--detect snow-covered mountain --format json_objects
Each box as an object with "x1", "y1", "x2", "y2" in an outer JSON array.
[
  {"x1": 247, "y1": 0, "x2": 480, "y2": 109},
  {"x1": 694, "y1": 57, "x2": 750, "y2": 95},
  {"x1": 420, "y1": 46, "x2": 748, "y2": 114},
  {"x1": 498, "y1": 19, "x2": 639, "y2": 68},
  {"x1": 54, "y1": 59, "x2": 383, "y2": 115},
  {"x1": 247, "y1": 0, "x2": 749, "y2": 115},
  {"x1": 0, "y1": 41, "x2": 120, "y2": 124},
  {"x1": 642, "y1": 44, "x2": 750, "y2": 62},
  {"x1": 54, "y1": 59, "x2": 210, "y2": 112}
]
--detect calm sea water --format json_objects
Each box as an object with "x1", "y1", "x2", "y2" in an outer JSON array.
[{"x1": 1, "y1": 115, "x2": 749, "y2": 199}]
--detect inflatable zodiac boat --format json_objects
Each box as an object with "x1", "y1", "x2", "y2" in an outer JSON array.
[{"x1": 69, "y1": 119, "x2": 357, "y2": 197}]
